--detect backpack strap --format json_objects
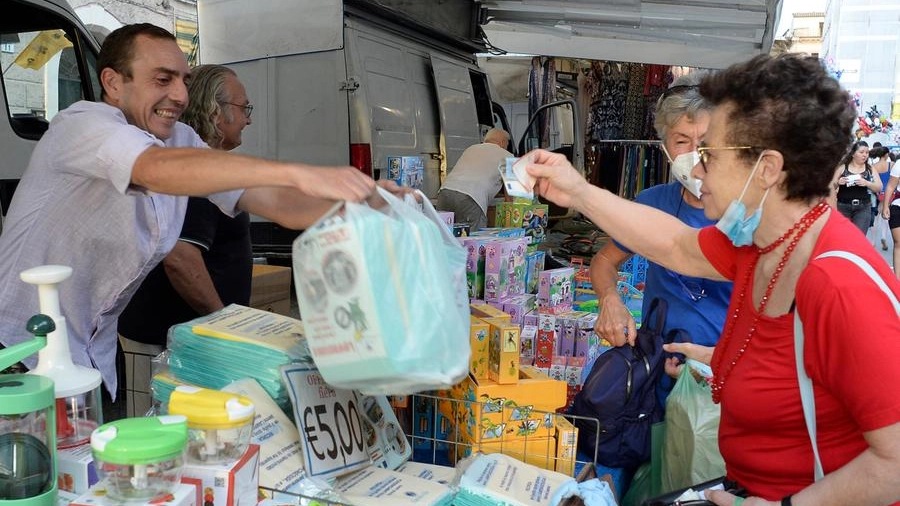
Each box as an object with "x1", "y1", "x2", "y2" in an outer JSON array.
[{"x1": 794, "y1": 250, "x2": 900, "y2": 482}]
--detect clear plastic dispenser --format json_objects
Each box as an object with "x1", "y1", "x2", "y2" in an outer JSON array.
[
  {"x1": 0, "y1": 314, "x2": 58, "y2": 506},
  {"x1": 90, "y1": 416, "x2": 187, "y2": 501},
  {"x1": 21, "y1": 265, "x2": 103, "y2": 449},
  {"x1": 167, "y1": 386, "x2": 254, "y2": 465}
]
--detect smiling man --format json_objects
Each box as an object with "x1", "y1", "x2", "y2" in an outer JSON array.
[{"x1": 0, "y1": 24, "x2": 379, "y2": 396}]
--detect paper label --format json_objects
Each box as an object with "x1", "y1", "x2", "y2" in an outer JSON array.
[
  {"x1": 221, "y1": 378, "x2": 305, "y2": 491},
  {"x1": 281, "y1": 364, "x2": 370, "y2": 479},
  {"x1": 190, "y1": 305, "x2": 305, "y2": 355},
  {"x1": 356, "y1": 393, "x2": 412, "y2": 470},
  {"x1": 334, "y1": 467, "x2": 452, "y2": 505},
  {"x1": 294, "y1": 220, "x2": 388, "y2": 366},
  {"x1": 460, "y1": 454, "x2": 574, "y2": 506}
]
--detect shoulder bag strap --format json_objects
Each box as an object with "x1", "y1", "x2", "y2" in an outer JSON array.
[{"x1": 794, "y1": 250, "x2": 900, "y2": 482}]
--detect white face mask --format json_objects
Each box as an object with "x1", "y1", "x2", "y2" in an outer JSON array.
[{"x1": 662, "y1": 145, "x2": 703, "y2": 199}]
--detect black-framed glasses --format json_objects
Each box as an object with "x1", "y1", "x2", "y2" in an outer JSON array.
[
  {"x1": 696, "y1": 146, "x2": 759, "y2": 172},
  {"x1": 221, "y1": 101, "x2": 253, "y2": 118},
  {"x1": 665, "y1": 270, "x2": 707, "y2": 302}
]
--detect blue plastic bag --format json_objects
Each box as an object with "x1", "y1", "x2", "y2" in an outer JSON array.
[{"x1": 293, "y1": 188, "x2": 469, "y2": 394}]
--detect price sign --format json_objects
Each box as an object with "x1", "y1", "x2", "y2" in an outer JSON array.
[{"x1": 281, "y1": 364, "x2": 370, "y2": 479}]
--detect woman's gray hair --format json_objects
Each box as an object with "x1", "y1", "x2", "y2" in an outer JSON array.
[
  {"x1": 181, "y1": 64, "x2": 237, "y2": 148},
  {"x1": 653, "y1": 71, "x2": 712, "y2": 142}
]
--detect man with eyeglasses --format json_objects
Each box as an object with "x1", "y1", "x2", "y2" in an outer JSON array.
[
  {"x1": 116, "y1": 64, "x2": 256, "y2": 416},
  {"x1": 589, "y1": 74, "x2": 733, "y2": 411},
  {"x1": 0, "y1": 24, "x2": 396, "y2": 403}
]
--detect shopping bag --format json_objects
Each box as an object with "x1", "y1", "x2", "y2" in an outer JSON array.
[
  {"x1": 873, "y1": 215, "x2": 890, "y2": 251},
  {"x1": 660, "y1": 363, "x2": 724, "y2": 492},
  {"x1": 292, "y1": 187, "x2": 470, "y2": 394}
]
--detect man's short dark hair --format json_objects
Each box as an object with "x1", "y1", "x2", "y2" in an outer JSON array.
[
  {"x1": 699, "y1": 53, "x2": 855, "y2": 201},
  {"x1": 96, "y1": 23, "x2": 176, "y2": 95}
]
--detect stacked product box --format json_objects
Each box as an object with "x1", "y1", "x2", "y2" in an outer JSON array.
[
  {"x1": 469, "y1": 316, "x2": 491, "y2": 380},
  {"x1": 482, "y1": 317, "x2": 521, "y2": 385},
  {"x1": 439, "y1": 366, "x2": 567, "y2": 445},
  {"x1": 501, "y1": 293, "x2": 536, "y2": 326},
  {"x1": 525, "y1": 250, "x2": 546, "y2": 294},
  {"x1": 410, "y1": 396, "x2": 454, "y2": 467},
  {"x1": 537, "y1": 267, "x2": 575, "y2": 313},
  {"x1": 534, "y1": 313, "x2": 557, "y2": 370},
  {"x1": 519, "y1": 324, "x2": 537, "y2": 366},
  {"x1": 484, "y1": 237, "x2": 528, "y2": 302},
  {"x1": 462, "y1": 237, "x2": 496, "y2": 300},
  {"x1": 493, "y1": 202, "x2": 550, "y2": 245}
]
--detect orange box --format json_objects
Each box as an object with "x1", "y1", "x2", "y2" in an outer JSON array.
[
  {"x1": 469, "y1": 302, "x2": 510, "y2": 321},
  {"x1": 554, "y1": 415, "x2": 578, "y2": 476},
  {"x1": 440, "y1": 366, "x2": 567, "y2": 444},
  {"x1": 470, "y1": 316, "x2": 490, "y2": 380},
  {"x1": 483, "y1": 317, "x2": 520, "y2": 385}
]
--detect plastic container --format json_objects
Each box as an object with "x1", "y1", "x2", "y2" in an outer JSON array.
[
  {"x1": 91, "y1": 416, "x2": 187, "y2": 501},
  {"x1": 167, "y1": 386, "x2": 254, "y2": 465}
]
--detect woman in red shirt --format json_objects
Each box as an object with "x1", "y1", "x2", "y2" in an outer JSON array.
[{"x1": 524, "y1": 53, "x2": 900, "y2": 506}]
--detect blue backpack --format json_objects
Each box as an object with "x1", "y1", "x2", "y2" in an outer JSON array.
[{"x1": 571, "y1": 298, "x2": 668, "y2": 469}]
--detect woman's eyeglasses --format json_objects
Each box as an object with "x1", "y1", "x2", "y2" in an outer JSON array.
[
  {"x1": 221, "y1": 101, "x2": 253, "y2": 119},
  {"x1": 696, "y1": 146, "x2": 759, "y2": 172}
]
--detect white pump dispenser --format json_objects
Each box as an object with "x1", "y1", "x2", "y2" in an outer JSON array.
[{"x1": 21, "y1": 265, "x2": 103, "y2": 448}]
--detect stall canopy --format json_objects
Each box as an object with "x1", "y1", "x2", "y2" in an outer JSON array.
[{"x1": 478, "y1": 0, "x2": 784, "y2": 69}]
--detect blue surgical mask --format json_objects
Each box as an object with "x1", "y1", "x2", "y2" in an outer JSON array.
[{"x1": 715, "y1": 154, "x2": 769, "y2": 247}]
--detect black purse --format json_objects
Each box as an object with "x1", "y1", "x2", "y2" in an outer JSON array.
[{"x1": 640, "y1": 476, "x2": 746, "y2": 506}]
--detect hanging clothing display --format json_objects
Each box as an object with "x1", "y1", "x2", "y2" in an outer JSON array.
[
  {"x1": 528, "y1": 56, "x2": 557, "y2": 147},
  {"x1": 585, "y1": 142, "x2": 668, "y2": 200}
]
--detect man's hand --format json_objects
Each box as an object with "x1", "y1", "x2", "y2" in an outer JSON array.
[
  {"x1": 524, "y1": 149, "x2": 589, "y2": 209},
  {"x1": 293, "y1": 165, "x2": 376, "y2": 203}
]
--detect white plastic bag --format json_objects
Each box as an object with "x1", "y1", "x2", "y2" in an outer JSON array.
[
  {"x1": 873, "y1": 215, "x2": 891, "y2": 251},
  {"x1": 293, "y1": 187, "x2": 470, "y2": 395}
]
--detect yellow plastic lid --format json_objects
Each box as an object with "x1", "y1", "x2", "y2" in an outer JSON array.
[{"x1": 168, "y1": 385, "x2": 255, "y2": 429}]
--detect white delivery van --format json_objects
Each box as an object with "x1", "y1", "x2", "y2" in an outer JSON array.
[
  {"x1": 0, "y1": 0, "x2": 101, "y2": 230},
  {"x1": 198, "y1": 0, "x2": 507, "y2": 255}
]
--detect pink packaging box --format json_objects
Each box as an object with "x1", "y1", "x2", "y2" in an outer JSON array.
[
  {"x1": 537, "y1": 267, "x2": 575, "y2": 309},
  {"x1": 484, "y1": 237, "x2": 528, "y2": 302}
]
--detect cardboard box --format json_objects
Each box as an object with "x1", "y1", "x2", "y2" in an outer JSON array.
[
  {"x1": 71, "y1": 482, "x2": 198, "y2": 506},
  {"x1": 57, "y1": 443, "x2": 99, "y2": 494},
  {"x1": 469, "y1": 302, "x2": 510, "y2": 321},
  {"x1": 182, "y1": 444, "x2": 260, "y2": 506},
  {"x1": 459, "y1": 435, "x2": 559, "y2": 471},
  {"x1": 484, "y1": 317, "x2": 520, "y2": 385},
  {"x1": 441, "y1": 366, "x2": 567, "y2": 444},
  {"x1": 469, "y1": 316, "x2": 491, "y2": 380},
  {"x1": 249, "y1": 265, "x2": 292, "y2": 316},
  {"x1": 555, "y1": 416, "x2": 579, "y2": 476}
]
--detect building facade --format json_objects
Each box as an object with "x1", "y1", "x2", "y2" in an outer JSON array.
[{"x1": 822, "y1": 0, "x2": 900, "y2": 124}]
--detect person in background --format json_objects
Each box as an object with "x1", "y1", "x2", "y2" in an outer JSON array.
[
  {"x1": 832, "y1": 140, "x2": 882, "y2": 233},
  {"x1": 526, "y1": 53, "x2": 900, "y2": 505},
  {"x1": 881, "y1": 163, "x2": 900, "y2": 278},
  {"x1": 436, "y1": 128, "x2": 512, "y2": 230},
  {"x1": 871, "y1": 142, "x2": 893, "y2": 251},
  {"x1": 590, "y1": 73, "x2": 732, "y2": 408},
  {"x1": 0, "y1": 24, "x2": 385, "y2": 397},
  {"x1": 116, "y1": 64, "x2": 255, "y2": 416}
]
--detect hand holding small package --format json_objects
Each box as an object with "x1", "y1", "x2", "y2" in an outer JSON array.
[{"x1": 293, "y1": 187, "x2": 470, "y2": 395}]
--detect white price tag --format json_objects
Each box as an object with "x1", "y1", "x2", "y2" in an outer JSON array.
[{"x1": 281, "y1": 364, "x2": 370, "y2": 479}]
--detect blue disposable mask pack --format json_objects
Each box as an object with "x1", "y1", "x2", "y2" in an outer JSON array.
[{"x1": 716, "y1": 154, "x2": 769, "y2": 247}]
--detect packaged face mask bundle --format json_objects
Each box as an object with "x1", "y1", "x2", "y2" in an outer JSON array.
[{"x1": 293, "y1": 188, "x2": 470, "y2": 395}]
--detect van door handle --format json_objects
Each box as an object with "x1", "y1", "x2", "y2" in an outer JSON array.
[{"x1": 421, "y1": 152, "x2": 444, "y2": 161}]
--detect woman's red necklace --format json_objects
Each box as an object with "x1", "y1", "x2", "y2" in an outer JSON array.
[{"x1": 710, "y1": 201, "x2": 829, "y2": 404}]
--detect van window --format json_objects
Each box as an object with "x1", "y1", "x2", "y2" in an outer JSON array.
[{"x1": 1, "y1": 3, "x2": 98, "y2": 140}]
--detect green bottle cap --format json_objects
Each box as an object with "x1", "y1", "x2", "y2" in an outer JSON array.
[{"x1": 91, "y1": 416, "x2": 188, "y2": 465}]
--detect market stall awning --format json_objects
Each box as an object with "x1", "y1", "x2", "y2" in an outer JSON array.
[{"x1": 478, "y1": 0, "x2": 783, "y2": 69}]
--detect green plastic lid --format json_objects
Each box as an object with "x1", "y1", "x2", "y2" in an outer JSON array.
[
  {"x1": 91, "y1": 415, "x2": 188, "y2": 465},
  {"x1": 0, "y1": 374, "x2": 55, "y2": 415}
]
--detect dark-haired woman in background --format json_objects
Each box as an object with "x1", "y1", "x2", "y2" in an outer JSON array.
[{"x1": 832, "y1": 141, "x2": 882, "y2": 233}]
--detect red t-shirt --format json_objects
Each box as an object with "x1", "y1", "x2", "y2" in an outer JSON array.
[{"x1": 698, "y1": 212, "x2": 900, "y2": 499}]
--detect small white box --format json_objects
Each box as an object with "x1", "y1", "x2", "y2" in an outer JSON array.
[
  {"x1": 70, "y1": 482, "x2": 198, "y2": 506},
  {"x1": 181, "y1": 444, "x2": 260, "y2": 506},
  {"x1": 56, "y1": 443, "x2": 100, "y2": 494}
]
